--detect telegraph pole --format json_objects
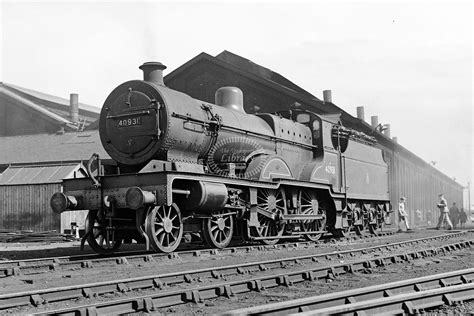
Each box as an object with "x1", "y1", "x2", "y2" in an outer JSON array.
[{"x1": 468, "y1": 181, "x2": 471, "y2": 216}]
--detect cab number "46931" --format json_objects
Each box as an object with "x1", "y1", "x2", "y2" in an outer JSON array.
[{"x1": 117, "y1": 117, "x2": 142, "y2": 127}]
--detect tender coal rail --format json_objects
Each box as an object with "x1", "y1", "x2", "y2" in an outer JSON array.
[
  {"x1": 224, "y1": 269, "x2": 474, "y2": 315},
  {"x1": 1, "y1": 234, "x2": 470, "y2": 314},
  {"x1": 0, "y1": 231, "x2": 396, "y2": 277}
]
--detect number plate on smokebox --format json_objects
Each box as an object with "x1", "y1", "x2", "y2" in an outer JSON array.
[{"x1": 117, "y1": 116, "x2": 142, "y2": 128}]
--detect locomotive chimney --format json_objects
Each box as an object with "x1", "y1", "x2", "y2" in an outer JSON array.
[
  {"x1": 215, "y1": 87, "x2": 245, "y2": 113},
  {"x1": 383, "y1": 124, "x2": 391, "y2": 138},
  {"x1": 392, "y1": 136, "x2": 398, "y2": 143},
  {"x1": 69, "y1": 93, "x2": 79, "y2": 124},
  {"x1": 139, "y1": 62, "x2": 166, "y2": 86},
  {"x1": 371, "y1": 115, "x2": 379, "y2": 128},
  {"x1": 323, "y1": 90, "x2": 332, "y2": 103},
  {"x1": 356, "y1": 106, "x2": 365, "y2": 121}
]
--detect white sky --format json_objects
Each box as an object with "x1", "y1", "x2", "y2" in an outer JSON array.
[{"x1": 0, "y1": 1, "x2": 472, "y2": 207}]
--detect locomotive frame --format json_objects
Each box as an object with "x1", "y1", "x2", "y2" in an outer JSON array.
[{"x1": 51, "y1": 62, "x2": 391, "y2": 254}]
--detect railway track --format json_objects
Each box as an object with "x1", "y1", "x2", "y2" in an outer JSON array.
[
  {"x1": 1, "y1": 232, "x2": 470, "y2": 314},
  {"x1": 0, "y1": 231, "x2": 396, "y2": 277},
  {"x1": 224, "y1": 268, "x2": 474, "y2": 315}
]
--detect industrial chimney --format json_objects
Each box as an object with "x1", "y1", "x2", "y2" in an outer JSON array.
[
  {"x1": 371, "y1": 116, "x2": 379, "y2": 128},
  {"x1": 323, "y1": 90, "x2": 332, "y2": 103},
  {"x1": 356, "y1": 106, "x2": 365, "y2": 121},
  {"x1": 69, "y1": 93, "x2": 79, "y2": 124},
  {"x1": 139, "y1": 62, "x2": 166, "y2": 86}
]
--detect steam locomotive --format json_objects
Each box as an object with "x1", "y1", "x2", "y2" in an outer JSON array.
[{"x1": 50, "y1": 62, "x2": 390, "y2": 254}]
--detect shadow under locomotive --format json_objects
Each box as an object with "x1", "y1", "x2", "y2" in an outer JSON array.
[{"x1": 50, "y1": 62, "x2": 391, "y2": 254}]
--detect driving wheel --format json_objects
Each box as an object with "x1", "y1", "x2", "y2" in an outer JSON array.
[
  {"x1": 299, "y1": 190, "x2": 326, "y2": 241},
  {"x1": 250, "y1": 188, "x2": 286, "y2": 245}
]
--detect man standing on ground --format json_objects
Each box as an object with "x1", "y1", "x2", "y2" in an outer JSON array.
[
  {"x1": 398, "y1": 197, "x2": 410, "y2": 232},
  {"x1": 459, "y1": 208, "x2": 467, "y2": 228},
  {"x1": 436, "y1": 194, "x2": 453, "y2": 230},
  {"x1": 449, "y1": 202, "x2": 460, "y2": 229}
]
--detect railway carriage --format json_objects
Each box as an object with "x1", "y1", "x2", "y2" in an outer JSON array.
[{"x1": 50, "y1": 62, "x2": 390, "y2": 254}]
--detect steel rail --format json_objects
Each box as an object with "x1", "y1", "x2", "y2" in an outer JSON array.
[
  {"x1": 293, "y1": 283, "x2": 474, "y2": 315},
  {"x1": 224, "y1": 268, "x2": 474, "y2": 315},
  {"x1": 0, "y1": 231, "x2": 397, "y2": 277},
  {"x1": 0, "y1": 235, "x2": 469, "y2": 314},
  {"x1": 28, "y1": 240, "x2": 473, "y2": 315}
]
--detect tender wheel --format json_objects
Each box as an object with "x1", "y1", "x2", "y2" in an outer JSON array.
[
  {"x1": 145, "y1": 204, "x2": 183, "y2": 253},
  {"x1": 251, "y1": 188, "x2": 286, "y2": 245},
  {"x1": 202, "y1": 210, "x2": 234, "y2": 249},
  {"x1": 368, "y1": 207, "x2": 379, "y2": 234},
  {"x1": 85, "y1": 210, "x2": 122, "y2": 254},
  {"x1": 333, "y1": 227, "x2": 350, "y2": 238},
  {"x1": 353, "y1": 208, "x2": 363, "y2": 235},
  {"x1": 299, "y1": 190, "x2": 326, "y2": 241},
  {"x1": 354, "y1": 225, "x2": 363, "y2": 235}
]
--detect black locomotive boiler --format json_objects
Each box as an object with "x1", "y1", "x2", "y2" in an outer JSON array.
[{"x1": 51, "y1": 62, "x2": 390, "y2": 254}]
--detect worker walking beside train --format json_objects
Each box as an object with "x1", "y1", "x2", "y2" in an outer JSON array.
[
  {"x1": 459, "y1": 208, "x2": 467, "y2": 228},
  {"x1": 436, "y1": 194, "x2": 453, "y2": 230},
  {"x1": 449, "y1": 203, "x2": 460, "y2": 229},
  {"x1": 398, "y1": 197, "x2": 411, "y2": 232}
]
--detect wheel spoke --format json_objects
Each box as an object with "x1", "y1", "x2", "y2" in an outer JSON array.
[
  {"x1": 158, "y1": 232, "x2": 165, "y2": 245},
  {"x1": 156, "y1": 211, "x2": 164, "y2": 222},
  {"x1": 155, "y1": 227, "x2": 164, "y2": 236},
  {"x1": 169, "y1": 232, "x2": 176, "y2": 242}
]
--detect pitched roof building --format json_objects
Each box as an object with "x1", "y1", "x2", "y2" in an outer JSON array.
[
  {"x1": 0, "y1": 83, "x2": 99, "y2": 136},
  {"x1": 0, "y1": 131, "x2": 108, "y2": 168}
]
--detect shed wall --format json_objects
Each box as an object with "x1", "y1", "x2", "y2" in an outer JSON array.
[
  {"x1": 0, "y1": 183, "x2": 61, "y2": 231},
  {"x1": 389, "y1": 152, "x2": 463, "y2": 227}
]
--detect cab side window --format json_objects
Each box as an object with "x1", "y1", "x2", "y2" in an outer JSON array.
[{"x1": 312, "y1": 120, "x2": 321, "y2": 140}]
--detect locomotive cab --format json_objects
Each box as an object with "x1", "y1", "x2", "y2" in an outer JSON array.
[{"x1": 293, "y1": 110, "x2": 324, "y2": 156}]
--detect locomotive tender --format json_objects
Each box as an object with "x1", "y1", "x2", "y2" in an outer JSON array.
[{"x1": 51, "y1": 62, "x2": 390, "y2": 253}]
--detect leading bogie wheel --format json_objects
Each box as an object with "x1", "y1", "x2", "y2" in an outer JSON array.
[
  {"x1": 145, "y1": 204, "x2": 183, "y2": 253},
  {"x1": 202, "y1": 210, "x2": 234, "y2": 249},
  {"x1": 85, "y1": 210, "x2": 122, "y2": 254}
]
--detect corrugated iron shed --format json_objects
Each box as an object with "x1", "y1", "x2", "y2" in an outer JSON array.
[
  {"x1": 0, "y1": 164, "x2": 87, "y2": 185},
  {"x1": 0, "y1": 163, "x2": 87, "y2": 232}
]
